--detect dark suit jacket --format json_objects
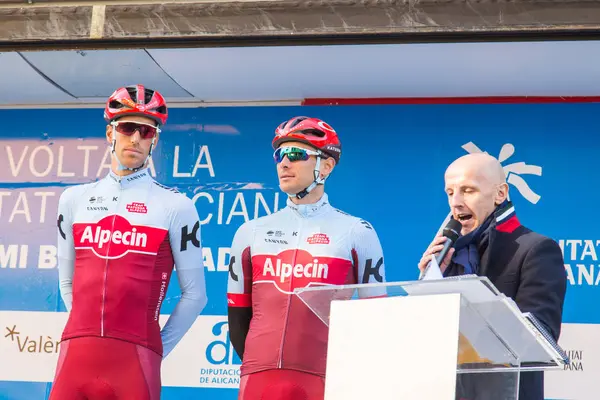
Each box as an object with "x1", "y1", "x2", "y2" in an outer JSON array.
[{"x1": 449, "y1": 202, "x2": 567, "y2": 400}]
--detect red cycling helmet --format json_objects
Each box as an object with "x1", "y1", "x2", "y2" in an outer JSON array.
[
  {"x1": 272, "y1": 116, "x2": 342, "y2": 164},
  {"x1": 104, "y1": 84, "x2": 168, "y2": 126}
]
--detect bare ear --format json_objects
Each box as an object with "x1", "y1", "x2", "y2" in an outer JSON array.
[
  {"x1": 106, "y1": 124, "x2": 113, "y2": 143},
  {"x1": 495, "y1": 182, "x2": 509, "y2": 205},
  {"x1": 320, "y1": 157, "x2": 336, "y2": 179}
]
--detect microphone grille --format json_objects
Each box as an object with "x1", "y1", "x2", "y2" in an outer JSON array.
[{"x1": 443, "y1": 219, "x2": 462, "y2": 242}]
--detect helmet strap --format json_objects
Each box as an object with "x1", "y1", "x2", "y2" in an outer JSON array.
[
  {"x1": 293, "y1": 156, "x2": 327, "y2": 199},
  {"x1": 111, "y1": 126, "x2": 155, "y2": 173}
]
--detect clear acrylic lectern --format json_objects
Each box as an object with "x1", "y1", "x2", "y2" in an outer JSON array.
[{"x1": 294, "y1": 276, "x2": 568, "y2": 400}]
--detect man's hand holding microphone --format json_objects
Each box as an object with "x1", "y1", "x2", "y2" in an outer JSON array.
[{"x1": 418, "y1": 219, "x2": 462, "y2": 278}]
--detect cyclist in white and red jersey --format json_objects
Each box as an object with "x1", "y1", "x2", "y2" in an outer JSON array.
[
  {"x1": 49, "y1": 85, "x2": 208, "y2": 400},
  {"x1": 227, "y1": 116, "x2": 387, "y2": 400}
]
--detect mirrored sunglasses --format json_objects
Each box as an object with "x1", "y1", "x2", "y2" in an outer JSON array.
[
  {"x1": 273, "y1": 146, "x2": 320, "y2": 163},
  {"x1": 112, "y1": 121, "x2": 160, "y2": 139}
]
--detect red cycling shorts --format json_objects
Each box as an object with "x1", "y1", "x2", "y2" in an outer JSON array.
[
  {"x1": 49, "y1": 336, "x2": 162, "y2": 400},
  {"x1": 239, "y1": 369, "x2": 325, "y2": 400}
]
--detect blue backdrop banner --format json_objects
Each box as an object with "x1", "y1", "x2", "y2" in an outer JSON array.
[{"x1": 0, "y1": 103, "x2": 595, "y2": 400}]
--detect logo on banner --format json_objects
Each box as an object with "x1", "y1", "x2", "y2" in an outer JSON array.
[
  {"x1": 462, "y1": 142, "x2": 542, "y2": 204},
  {"x1": 545, "y1": 324, "x2": 596, "y2": 399},
  {"x1": 4, "y1": 324, "x2": 60, "y2": 354},
  {"x1": 199, "y1": 321, "x2": 241, "y2": 386},
  {"x1": 564, "y1": 349, "x2": 584, "y2": 371},
  {"x1": 559, "y1": 239, "x2": 600, "y2": 286}
]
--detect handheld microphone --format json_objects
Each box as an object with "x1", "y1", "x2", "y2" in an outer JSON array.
[
  {"x1": 419, "y1": 218, "x2": 462, "y2": 279},
  {"x1": 435, "y1": 218, "x2": 462, "y2": 265}
]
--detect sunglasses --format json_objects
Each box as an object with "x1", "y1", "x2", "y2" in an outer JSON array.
[
  {"x1": 112, "y1": 121, "x2": 160, "y2": 139},
  {"x1": 273, "y1": 146, "x2": 321, "y2": 163}
]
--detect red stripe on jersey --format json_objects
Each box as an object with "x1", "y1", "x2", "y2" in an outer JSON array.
[
  {"x1": 73, "y1": 215, "x2": 168, "y2": 259},
  {"x1": 252, "y1": 249, "x2": 352, "y2": 293},
  {"x1": 228, "y1": 293, "x2": 252, "y2": 307}
]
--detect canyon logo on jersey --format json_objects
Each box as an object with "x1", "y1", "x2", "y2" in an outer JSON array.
[
  {"x1": 252, "y1": 249, "x2": 353, "y2": 294},
  {"x1": 73, "y1": 214, "x2": 167, "y2": 259}
]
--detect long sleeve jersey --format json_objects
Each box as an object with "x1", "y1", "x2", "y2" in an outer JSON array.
[
  {"x1": 57, "y1": 168, "x2": 207, "y2": 357},
  {"x1": 227, "y1": 193, "x2": 387, "y2": 377}
]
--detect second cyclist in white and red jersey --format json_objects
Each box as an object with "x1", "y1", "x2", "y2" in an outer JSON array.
[{"x1": 227, "y1": 116, "x2": 387, "y2": 400}]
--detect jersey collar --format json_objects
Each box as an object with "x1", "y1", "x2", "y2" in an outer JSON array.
[
  {"x1": 287, "y1": 193, "x2": 332, "y2": 218},
  {"x1": 107, "y1": 168, "x2": 151, "y2": 188}
]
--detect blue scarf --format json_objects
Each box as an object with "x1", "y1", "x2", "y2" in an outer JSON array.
[{"x1": 443, "y1": 211, "x2": 495, "y2": 277}]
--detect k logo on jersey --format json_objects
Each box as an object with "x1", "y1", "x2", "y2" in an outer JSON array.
[
  {"x1": 73, "y1": 215, "x2": 167, "y2": 259},
  {"x1": 180, "y1": 221, "x2": 201, "y2": 251},
  {"x1": 252, "y1": 249, "x2": 352, "y2": 294},
  {"x1": 57, "y1": 214, "x2": 66, "y2": 240}
]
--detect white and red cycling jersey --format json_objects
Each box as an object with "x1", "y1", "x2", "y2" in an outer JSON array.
[
  {"x1": 227, "y1": 193, "x2": 386, "y2": 377},
  {"x1": 57, "y1": 168, "x2": 207, "y2": 357}
]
